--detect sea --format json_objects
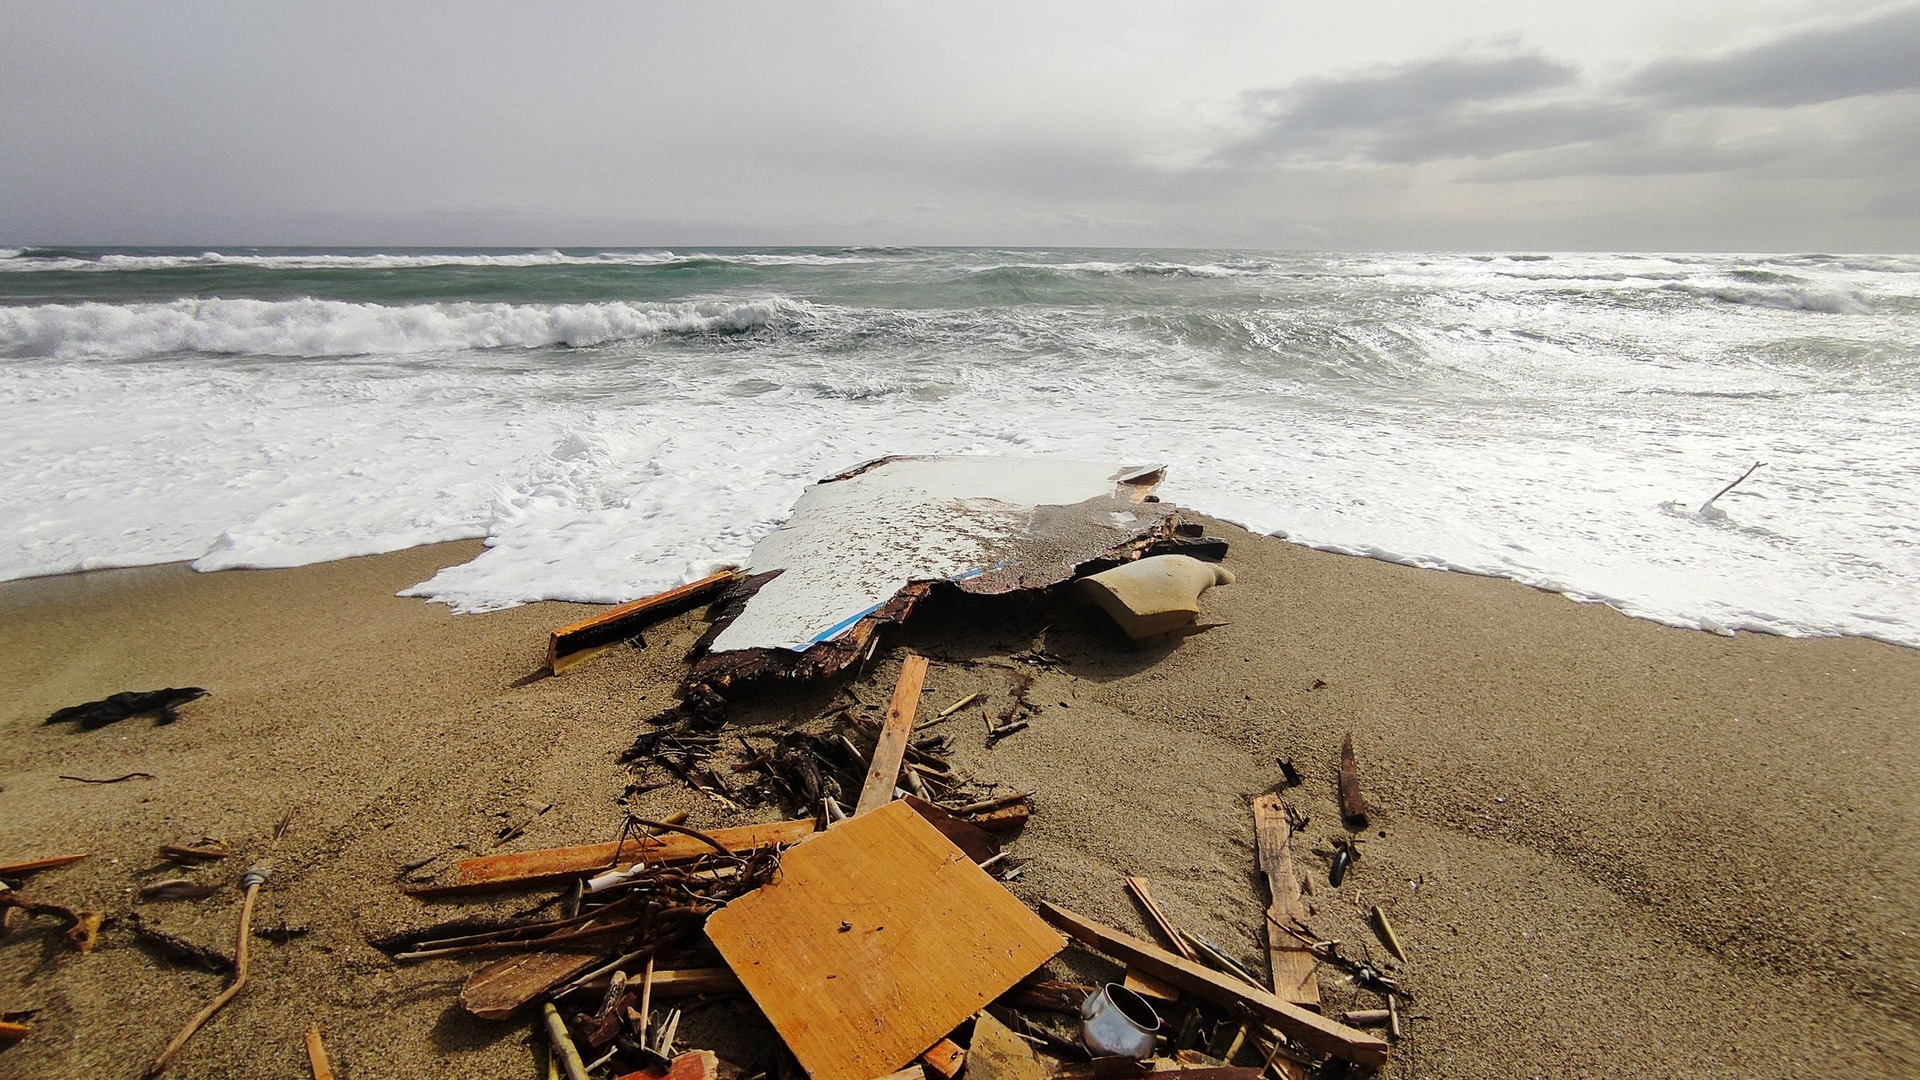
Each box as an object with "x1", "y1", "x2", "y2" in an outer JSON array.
[{"x1": 2, "y1": 246, "x2": 1916, "y2": 648}]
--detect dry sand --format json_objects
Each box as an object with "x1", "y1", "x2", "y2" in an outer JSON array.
[{"x1": 2, "y1": 520, "x2": 1917, "y2": 1079}]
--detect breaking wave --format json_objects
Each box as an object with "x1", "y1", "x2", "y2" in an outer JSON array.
[
  {"x1": 0, "y1": 297, "x2": 805, "y2": 360},
  {"x1": 1672, "y1": 282, "x2": 1871, "y2": 314}
]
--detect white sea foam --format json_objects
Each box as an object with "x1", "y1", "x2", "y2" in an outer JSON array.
[{"x1": 2, "y1": 250, "x2": 1916, "y2": 650}]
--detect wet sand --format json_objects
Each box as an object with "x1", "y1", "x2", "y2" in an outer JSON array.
[{"x1": 2, "y1": 521, "x2": 1916, "y2": 1078}]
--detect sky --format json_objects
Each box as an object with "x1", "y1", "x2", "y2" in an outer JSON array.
[{"x1": 3, "y1": 0, "x2": 1917, "y2": 251}]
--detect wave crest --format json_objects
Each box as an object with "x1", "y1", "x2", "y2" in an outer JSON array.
[
  {"x1": 1672, "y1": 282, "x2": 1869, "y2": 314},
  {"x1": 0, "y1": 297, "x2": 804, "y2": 360}
]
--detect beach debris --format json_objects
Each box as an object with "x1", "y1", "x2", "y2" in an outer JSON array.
[
  {"x1": 0, "y1": 1020, "x2": 29, "y2": 1042},
  {"x1": 1337, "y1": 734, "x2": 1369, "y2": 827},
  {"x1": 0, "y1": 853, "x2": 89, "y2": 877},
  {"x1": 44, "y1": 687, "x2": 208, "y2": 729},
  {"x1": 305, "y1": 1023, "x2": 335, "y2": 1080},
  {"x1": 705, "y1": 802, "x2": 1065, "y2": 1080},
  {"x1": 0, "y1": 892, "x2": 105, "y2": 953},
  {"x1": 1342, "y1": 1009, "x2": 1390, "y2": 1027},
  {"x1": 1370, "y1": 905, "x2": 1406, "y2": 962},
  {"x1": 1387, "y1": 992, "x2": 1404, "y2": 1041},
  {"x1": 854, "y1": 654, "x2": 930, "y2": 815},
  {"x1": 923, "y1": 692, "x2": 982, "y2": 728},
  {"x1": 1252, "y1": 795, "x2": 1320, "y2": 1008},
  {"x1": 966, "y1": 1012, "x2": 1048, "y2": 1080},
  {"x1": 1038, "y1": 902, "x2": 1389, "y2": 1068},
  {"x1": 544, "y1": 1002, "x2": 592, "y2": 1080},
  {"x1": 127, "y1": 913, "x2": 235, "y2": 974},
  {"x1": 497, "y1": 802, "x2": 557, "y2": 846},
  {"x1": 686, "y1": 457, "x2": 1175, "y2": 695},
  {"x1": 986, "y1": 719, "x2": 1028, "y2": 745},
  {"x1": 140, "y1": 878, "x2": 222, "y2": 902},
  {"x1": 1078, "y1": 555, "x2": 1235, "y2": 640},
  {"x1": 404, "y1": 817, "x2": 815, "y2": 897},
  {"x1": 1124, "y1": 875, "x2": 1199, "y2": 962},
  {"x1": 1328, "y1": 838, "x2": 1360, "y2": 888},
  {"x1": 145, "y1": 866, "x2": 268, "y2": 1076},
  {"x1": 58, "y1": 771, "x2": 156, "y2": 784},
  {"x1": 160, "y1": 844, "x2": 230, "y2": 865},
  {"x1": 1079, "y1": 982, "x2": 1162, "y2": 1059},
  {"x1": 901, "y1": 797, "x2": 1001, "y2": 865},
  {"x1": 1697, "y1": 460, "x2": 1765, "y2": 516},
  {"x1": 1275, "y1": 758, "x2": 1302, "y2": 787},
  {"x1": 921, "y1": 1038, "x2": 967, "y2": 1079},
  {"x1": 548, "y1": 569, "x2": 745, "y2": 676}
]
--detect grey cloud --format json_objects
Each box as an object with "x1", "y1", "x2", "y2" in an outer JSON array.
[
  {"x1": 1628, "y1": 4, "x2": 1920, "y2": 108},
  {"x1": 1221, "y1": 54, "x2": 1579, "y2": 165},
  {"x1": 1369, "y1": 102, "x2": 1646, "y2": 165}
]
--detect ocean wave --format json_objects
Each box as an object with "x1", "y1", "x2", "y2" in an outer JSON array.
[
  {"x1": 0, "y1": 248, "x2": 885, "y2": 273},
  {"x1": 0, "y1": 297, "x2": 805, "y2": 360},
  {"x1": 1669, "y1": 282, "x2": 1869, "y2": 314}
]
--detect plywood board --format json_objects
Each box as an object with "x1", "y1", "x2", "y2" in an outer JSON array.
[
  {"x1": 706, "y1": 801, "x2": 1065, "y2": 1080},
  {"x1": 1251, "y1": 795, "x2": 1320, "y2": 1010}
]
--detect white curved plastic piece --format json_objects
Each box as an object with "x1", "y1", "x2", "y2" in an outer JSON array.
[{"x1": 1078, "y1": 554, "x2": 1235, "y2": 640}]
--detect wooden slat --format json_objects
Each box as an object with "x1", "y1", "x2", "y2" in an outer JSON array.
[
  {"x1": 854, "y1": 654, "x2": 930, "y2": 815},
  {"x1": 1123, "y1": 969, "x2": 1179, "y2": 1002},
  {"x1": 1037, "y1": 902, "x2": 1388, "y2": 1069},
  {"x1": 1124, "y1": 876, "x2": 1198, "y2": 962},
  {"x1": 407, "y1": 819, "x2": 816, "y2": 896},
  {"x1": 706, "y1": 801, "x2": 1064, "y2": 1080},
  {"x1": 548, "y1": 570, "x2": 741, "y2": 675},
  {"x1": 1252, "y1": 796, "x2": 1320, "y2": 1010}
]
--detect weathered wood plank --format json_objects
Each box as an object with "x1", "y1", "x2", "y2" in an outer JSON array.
[
  {"x1": 1252, "y1": 795, "x2": 1320, "y2": 1010},
  {"x1": 1037, "y1": 902, "x2": 1388, "y2": 1069},
  {"x1": 1338, "y1": 733, "x2": 1368, "y2": 826},
  {"x1": 854, "y1": 654, "x2": 930, "y2": 815}
]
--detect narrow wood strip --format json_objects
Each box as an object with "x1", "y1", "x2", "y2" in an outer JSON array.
[
  {"x1": 0, "y1": 853, "x2": 89, "y2": 875},
  {"x1": 854, "y1": 654, "x2": 930, "y2": 816},
  {"x1": 1037, "y1": 902, "x2": 1388, "y2": 1068},
  {"x1": 1124, "y1": 875, "x2": 1199, "y2": 962},
  {"x1": 548, "y1": 570, "x2": 741, "y2": 675},
  {"x1": 1337, "y1": 734, "x2": 1368, "y2": 826},
  {"x1": 407, "y1": 818, "x2": 815, "y2": 896}
]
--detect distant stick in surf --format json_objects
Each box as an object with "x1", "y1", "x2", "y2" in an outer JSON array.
[{"x1": 1698, "y1": 461, "x2": 1765, "y2": 515}]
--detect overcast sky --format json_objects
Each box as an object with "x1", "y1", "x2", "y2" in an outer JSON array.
[{"x1": 3, "y1": 0, "x2": 1917, "y2": 251}]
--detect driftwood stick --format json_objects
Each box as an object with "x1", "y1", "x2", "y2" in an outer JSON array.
[
  {"x1": 1124, "y1": 876, "x2": 1199, "y2": 962},
  {"x1": 1699, "y1": 461, "x2": 1764, "y2": 514},
  {"x1": 625, "y1": 818, "x2": 735, "y2": 857},
  {"x1": 305, "y1": 1023, "x2": 335, "y2": 1080},
  {"x1": 1337, "y1": 734, "x2": 1369, "y2": 826},
  {"x1": 543, "y1": 1002, "x2": 591, "y2": 1080},
  {"x1": 145, "y1": 869, "x2": 265, "y2": 1076},
  {"x1": 59, "y1": 772, "x2": 155, "y2": 784}
]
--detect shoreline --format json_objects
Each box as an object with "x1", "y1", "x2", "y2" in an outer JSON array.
[{"x1": 3, "y1": 523, "x2": 1917, "y2": 1077}]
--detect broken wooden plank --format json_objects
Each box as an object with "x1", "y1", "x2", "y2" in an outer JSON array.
[
  {"x1": 0, "y1": 853, "x2": 88, "y2": 876},
  {"x1": 1037, "y1": 902, "x2": 1389, "y2": 1069},
  {"x1": 1124, "y1": 876, "x2": 1198, "y2": 962},
  {"x1": 1337, "y1": 734, "x2": 1368, "y2": 826},
  {"x1": 706, "y1": 801, "x2": 1064, "y2": 1080},
  {"x1": 462, "y1": 950, "x2": 605, "y2": 1021},
  {"x1": 407, "y1": 818, "x2": 816, "y2": 896},
  {"x1": 965, "y1": 1012, "x2": 1047, "y2": 1080},
  {"x1": 965, "y1": 804, "x2": 1031, "y2": 831},
  {"x1": 901, "y1": 796, "x2": 1000, "y2": 865},
  {"x1": 920, "y1": 1038, "x2": 966, "y2": 1079},
  {"x1": 854, "y1": 655, "x2": 930, "y2": 816},
  {"x1": 1252, "y1": 795, "x2": 1320, "y2": 1010},
  {"x1": 1123, "y1": 969, "x2": 1179, "y2": 1002},
  {"x1": 549, "y1": 570, "x2": 742, "y2": 675}
]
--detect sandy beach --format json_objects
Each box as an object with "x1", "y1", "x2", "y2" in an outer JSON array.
[{"x1": 3, "y1": 520, "x2": 1917, "y2": 1079}]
